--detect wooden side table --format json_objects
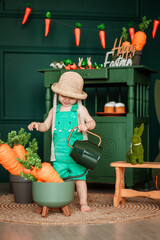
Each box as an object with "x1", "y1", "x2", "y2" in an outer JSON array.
[{"x1": 110, "y1": 161, "x2": 160, "y2": 207}]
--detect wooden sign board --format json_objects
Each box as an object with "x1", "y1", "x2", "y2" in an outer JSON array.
[{"x1": 104, "y1": 36, "x2": 136, "y2": 67}]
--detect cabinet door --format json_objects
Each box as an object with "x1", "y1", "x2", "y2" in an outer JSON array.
[{"x1": 87, "y1": 120, "x2": 127, "y2": 183}]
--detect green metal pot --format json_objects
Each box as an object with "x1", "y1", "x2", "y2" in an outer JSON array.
[
  {"x1": 67, "y1": 127, "x2": 102, "y2": 170},
  {"x1": 32, "y1": 180, "x2": 75, "y2": 208}
]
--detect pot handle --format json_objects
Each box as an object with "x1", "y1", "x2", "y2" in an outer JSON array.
[{"x1": 67, "y1": 126, "x2": 102, "y2": 149}]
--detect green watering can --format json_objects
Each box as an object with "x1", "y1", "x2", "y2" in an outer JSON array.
[{"x1": 67, "y1": 126, "x2": 102, "y2": 170}]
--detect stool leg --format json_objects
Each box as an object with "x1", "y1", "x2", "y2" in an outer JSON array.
[
  {"x1": 42, "y1": 206, "x2": 49, "y2": 218},
  {"x1": 113, "y1": 167, "x2": 123, "y2": 207},
  {"x1": 61, "y1": 206, "x2": 70, "y2": 216},
  {"x1": 37, "y1": 206, "x2": 42, "y2": 214}
]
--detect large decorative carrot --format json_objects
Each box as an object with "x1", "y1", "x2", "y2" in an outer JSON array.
[
  {"x1": 132, "y1": 16, "x2": 151, "y2": 51},
  {"x1": 152, "y1": 18, "x2": 160, "y2": 39},
  {"x1": 0, "y1": 140, "x2": 24, "y2": 175},
  {"x1": 74, "y1": 22, "x2": 82, "y2": 47},
  {"x1": 97, "y1": 23, "x2": 106, "y2": 49},
  {"x1": 22, "y1": 3, "x2": 32, "y2": 25},
  {"x1": 19, "y1": 148, "x2": 63, "y2": 183},
  {"x1": 45, "y1": 11, "x2": 51, "y2": 37},
  {"x1": 121, "y1": 27, "x2": 130, "y2": 46},
  {"x1": 128, "y1": 22, "x2": 135, "y2": 43}
]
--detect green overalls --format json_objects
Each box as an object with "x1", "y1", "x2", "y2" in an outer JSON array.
[{"x1": 53, "y1": 103, "x2": 88, "y2": 180}]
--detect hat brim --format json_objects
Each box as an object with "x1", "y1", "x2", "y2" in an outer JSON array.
[{"x1": 51, "y1": 83, "x2": 87, "y2": 100}]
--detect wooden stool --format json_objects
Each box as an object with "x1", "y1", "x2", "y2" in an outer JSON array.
[
  {"x1": 37, "y1": 205, "x2": 70, "y2": 217},
  {"x1": 110, "y1": 161, "x2": 160, "y2": 207}
]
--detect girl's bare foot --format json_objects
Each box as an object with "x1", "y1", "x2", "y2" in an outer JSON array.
[{"x1": 81, "y1": 204, "x2": 90, "y2": 212}]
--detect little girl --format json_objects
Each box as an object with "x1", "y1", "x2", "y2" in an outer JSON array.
[{"x1": 28, "y1": 71, "x2": 96, "y2": 212}]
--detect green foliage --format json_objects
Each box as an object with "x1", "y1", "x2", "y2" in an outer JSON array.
[
  {"x1": 0, "y1": 139, "x2": 4, "y2": 144},
  {"x1": 46, "y1": 11, "x2": 51, "y2": 19},
  {"x1": 19, "y1": 172, "x2": 37, "y2": 182},
  {"x1": 29, "y1": 138, "x2": 38, "y2": 153},
  {"x1": 7, "y1": 128, "x2": 31, "y2": 147},
  {"x1": 17, "y1": 147, "x2": 42, "y2": 170},
  {"x1": 76, "y1": 22, "x2": 82, "y2": 28},
  {"x1": 64, "y1": 59, "x2": 73, "y2": 66},
  {"x1": 139, "y1": 16, "x2": 151, "y2": 32},
  {"x1": 97, "y1": 23, "x2": 105, "y2": 31},
  {"x1": 121, "y1": 27, "x2": 128, "y2": 41}
]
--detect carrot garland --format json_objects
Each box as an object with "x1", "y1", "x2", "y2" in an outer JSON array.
[
  {"x1": 97, "y1": 23, "x2": 106, "y2": 49},
  {"x1": 152, "y1": 17, "x2": 160, "y2": 39},
  {"x1": 121, "y1": 27, "x2": 130, "y2": 46},
  {"x1": 132, "y1": 16, "x2": 151, "y2": 51},
  {"x1": 45, "y1": 11, "x2": 51, "y2": 37},
  {"x1": 22, "y1": 3, "x2": 32, "y2": 25},
  {"x1": 128, "y1": 22, "x2": 135, "y2": 43},
  {"x1": 74, "y1": 22, "x2": 82, "y2": 47}
]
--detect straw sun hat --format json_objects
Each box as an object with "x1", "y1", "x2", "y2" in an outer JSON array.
[{"x1": 51, "y1": 71, "x2": 87, "y2": 100}]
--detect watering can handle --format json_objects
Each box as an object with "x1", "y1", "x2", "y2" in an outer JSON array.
[{"x1": 67, "y1": 126, "x2": 102, "y2": 149}]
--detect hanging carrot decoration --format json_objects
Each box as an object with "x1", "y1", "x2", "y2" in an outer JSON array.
[
  {"x1": 152, "y1": 17, "x2": 160, "y2": 39},
  {"x1": 121, "y1": 27, "x2": 130, "y2": 47},
  {"x1": 74, "y1": 22, "x2": 82, "y2": 47},
  {"x1": 97, "y1": 23, "x2": 106, "y2": 49},
  {"x1": 22, "y1": 3, "x2": 32, "y2": 25},
  {"x1": 132, "y1": 16, "x2": 151, "y2": 51},
  {"x1": 128, "y1": 22, "x2": 135, "y2": 43},
  {"x1": 45, "y1": 11, "x2": 51, "y2": 37}
]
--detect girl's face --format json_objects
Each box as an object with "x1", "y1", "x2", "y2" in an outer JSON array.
[{"x1": 59, "y1": 95, "x2": 77, "y2": 107}]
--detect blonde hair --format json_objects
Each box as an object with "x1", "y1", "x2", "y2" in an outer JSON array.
[{"x1": 50, "y1": 94, "x2": 88, "y2": 161}]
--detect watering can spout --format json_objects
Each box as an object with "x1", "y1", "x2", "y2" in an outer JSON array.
[{"x1": 67, "y1": 127, "x2": 103, "y2": 170}]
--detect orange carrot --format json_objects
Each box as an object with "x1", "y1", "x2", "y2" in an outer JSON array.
[
  {"x1": 97, "y1": 24, "x2": 106, "y2": 49},
  {"x1": 22, "y1": 3, "x2": 32, "y2": 25},
  {"x1": 22, "y1": 162, "x2": 63, "y2": 183},
  {"x1": 152, "y1": 18, "x2": 160, "y2": 39},
  {"x1": 132, "y1": 31, "x2": 147, "y2": 50},
  {"x1": 13, "y1": 144, "x2": 27, "y2": 160},
  {"x1": 74, "y1": 22, "x2": 81, "y2": 47},
  {"x1": 132, "y1": 16, "x2": 151, "y2": 51},
  {"x1": 128, "y1": 22, "x2": 135, "y2": 43},
  {"x1": 45, "y1": 12, "x2": 51, "y2": 37},
  {"x1": 0, "y1": 143, "x2": 23, "y2": 175}
]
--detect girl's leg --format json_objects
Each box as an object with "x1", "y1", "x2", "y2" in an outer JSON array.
[{"x1": 75, "y1": 180, "x2": 90, "y2": 212}]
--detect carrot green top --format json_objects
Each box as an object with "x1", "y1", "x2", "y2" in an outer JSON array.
[
  {"x1": 75, "y1": 22, "x2": 82, "y2": 28},
  {"x1": 139, "y1": 16, "x2": 151, "y2": 32},
  {"x1": 122, "y1": 27, "x2": 128, "y2": 41},
  {"x1": 97, "y1": 23, "x2": 105, "y2": 31},
  {"x1": 128, "y1": 21, "x2": 133, "y2": 28},
  {"x1": 46, "y1": 11, "x2": 51, "y2": 18},
  {"x1": 26, "y1": 3, "x2": 32, "y2": 8},
  {"x1": 7, "y1": 128, "x2": 31, "y2": 147}
]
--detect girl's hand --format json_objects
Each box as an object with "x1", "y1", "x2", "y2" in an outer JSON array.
[
  {"x1": 78, "y1": 124, "x2": 89, "y2": 132},
  {"x1": 28, "y1": 122, "x2": 40, "y2": 131}
]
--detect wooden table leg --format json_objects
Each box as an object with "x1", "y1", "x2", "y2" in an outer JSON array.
[
  {"x1": 113, "y1": 167, "x2": 125, "y2": 207},
  {"x1": 120, "y1": 167, "x2": 126, "y2": 204}
]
